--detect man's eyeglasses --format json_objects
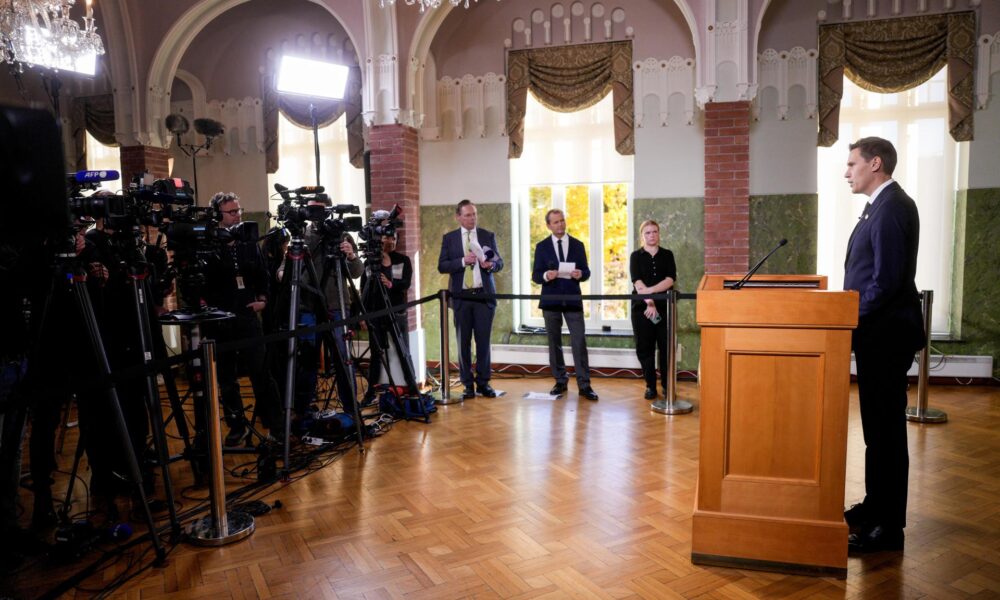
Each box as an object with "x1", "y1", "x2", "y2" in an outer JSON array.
[{"x1": 221, "y1": 208, "x2": 243, "y2": 216}]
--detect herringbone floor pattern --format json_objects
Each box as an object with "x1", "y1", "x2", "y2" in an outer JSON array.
[{"x1": 8, "y1": 378, "x2": 1000, "y2": 599}]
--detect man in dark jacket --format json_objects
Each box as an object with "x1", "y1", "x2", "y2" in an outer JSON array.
[
  {"x1": 842, "y1": 137, "x2": 924, "y2": 553},
  {"x1": 531, "y1": 209, "x2": 598, "y2": 401}
]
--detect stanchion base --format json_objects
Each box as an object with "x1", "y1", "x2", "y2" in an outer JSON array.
[
  {"x1": 187, "y1": 511, "x2": 255, "y2": 546},
  {"x1": 436, "y1": 394, "x2": 464, "y2": 406},
  {"x1": 651, "y1": 399, "x2": 693, "y2": 415},
  {"x1": 905, "y1": 406, "x2": 948, "y2": 424}
]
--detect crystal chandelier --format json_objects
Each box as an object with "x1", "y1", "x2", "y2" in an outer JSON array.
[
  {"x1": 378, "y1": 0, "x2": 495, "y2": 14},
  {"x1": 1, "y1": 0, "x2": 106, "y2": 75}
]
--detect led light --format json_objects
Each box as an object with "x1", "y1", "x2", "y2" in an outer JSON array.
[{"x1": 276, "y1": 55, "x2": 349, "y2": 100}]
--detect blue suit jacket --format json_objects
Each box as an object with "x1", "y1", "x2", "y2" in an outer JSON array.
[
  {"x1": 531, "y1": 235, "x2": 590, "y2": 310},
  {"x1": 438, "y1": 227, "x2": 504, "y2": 309},
  {"x1": 844, "y1": 181, "x2": 924, "y2": 352}
]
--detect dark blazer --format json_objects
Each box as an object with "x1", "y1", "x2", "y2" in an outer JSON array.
[
  {"x1": 438, "y1": 227, "x2": 504, "y2": 309},
  {"x1": 844, "y1": 181, "x2": 924, "y2": 352},
  {"x1": 531, "y1": 235, "x2": 590, "y2": 311}
]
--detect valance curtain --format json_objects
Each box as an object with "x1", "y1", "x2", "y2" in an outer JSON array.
[
  {"x1": 507, "y1": 40, "x2": 634, "y2": 159},
  {"x1": 71, "y1": 94, "x2": 116, "y2": 171},
  {"x1": 818, "y1": 11, "x2": 976, "y2": 147},
  {"x1": 261, "y1": 63, "x2": 364, "y2": 173}
]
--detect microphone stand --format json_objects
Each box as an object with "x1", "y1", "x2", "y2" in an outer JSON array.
[{"x1": 730, "y1": 239, "x2": 788, "y2": 289}]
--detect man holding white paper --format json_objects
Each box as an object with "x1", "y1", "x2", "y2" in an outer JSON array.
[
  {"x1": 531, "y1": 209, "x2": 598, "y2": 401},
  {"x1": 438, "y1": 199, "x2": 504, "y2": 399}
]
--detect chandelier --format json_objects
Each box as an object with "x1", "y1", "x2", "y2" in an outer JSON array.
[
  {"x1": 1, "y1": 0, "x2": 105, "y2": 75},
  {"x1": 378, "y1": 0, "x2": 495, "y2": 14}
]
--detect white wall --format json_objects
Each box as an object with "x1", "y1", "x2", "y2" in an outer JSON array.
[
  {"x1": 749, "y1": 87, "x2": 817, "y2": 195},
  {"x1": 419, "y1": 136, "x2": 510, "y2": 205},
  {"x1": 969, "y1": 71, "x2": 1000, "y2": 190}
]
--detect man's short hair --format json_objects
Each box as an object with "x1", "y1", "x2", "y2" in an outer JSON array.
[
  {"x1": 545, "y1": 209, "x2": 564, "y2": 224},
  {"x1": 210, "y1": 192, "x2": 239, "y2": 210},
  {"x1": 849, "y1": 137, "x2": 898, "y2": 176},
  {"x1": 455, "y1": 199, "x2": 474, "y2": 214}
]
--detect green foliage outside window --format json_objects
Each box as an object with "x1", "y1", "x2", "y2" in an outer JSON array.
[{"x1": 602, "y1": 183, "x2": 629, "y2": 320}]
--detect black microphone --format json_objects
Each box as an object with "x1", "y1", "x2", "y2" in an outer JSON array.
[
  {"x1": 73, "y1": 169, "x2": 120, "y2": 183},
  {"x1": 731, "y1": 238, "x2": 788, "y2": 289},
  {"x1": 274, "y1": 183, "x2": 290, "y2": 200},
  {"x1": 294, "y1": 185, "x2": 325, "y2": 194}
]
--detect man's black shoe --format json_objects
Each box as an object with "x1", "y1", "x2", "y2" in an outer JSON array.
[
  {"x1": 225, "y1": 425, "x2": 249, "y2": 447},
  {"x1": 580, "y1": 387, "x2": 599, "y2": 401},
  {"x1": 644, "y1": 387, "x2": 657, "y2": 400},
  {"x1": 478, "y1": 384, "x2": 498, "y2": 398},
  {"x1": 550, "y1": 382, "x2": 568, "y2": 395},
  {"x1": 462, "y1": 386, "x2": 476, "y2": 400},
  {"x1": 844, "y1": 502, "x2": 870, "y2": 527},
  {"x1": 848, "y1": 525, "x2": 904, "y2": 553}
]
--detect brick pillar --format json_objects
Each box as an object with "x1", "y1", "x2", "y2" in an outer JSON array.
[
  {"x1": 119, "y1": 145, "x2": 170, "y2": 187},
  {"x1": 703, "y1": 101, "x2": 751, "y2": 274},
  {"x1": 368, "y1": 124, "x2": 420, "y2": 329}
]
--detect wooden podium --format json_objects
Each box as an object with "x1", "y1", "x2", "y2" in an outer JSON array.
[{"x1": 692, "y1": 274, "x2": 858, "y2": 578}]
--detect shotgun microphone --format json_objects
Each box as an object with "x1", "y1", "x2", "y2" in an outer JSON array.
[{"x1": 731, "y1": 238, "x2": 788, "y2": 289}]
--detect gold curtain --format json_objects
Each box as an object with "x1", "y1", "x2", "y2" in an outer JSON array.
[
  {"x1": 260, "y1": 64, "x2": 365, "y2": 174},
  {"x1": 71, "y1": 94, "x2": 117, "y2": 171},
  {"x1": 818, "y1": 11, "x2": 976, "y2": 147},
  {"x1": 507, "y1": 41, "x2": 634, "y2": 159}
]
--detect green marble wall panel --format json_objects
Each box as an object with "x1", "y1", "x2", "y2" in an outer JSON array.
[
  {"x1": 950, "y1": 189, "x2": 967, "y2": 336},
  {"x1": 632, "y1": 197, "x2": 705, "y2": 371},
  {"x1": 420, "y1": 203, "x2": 513, "y2": 361},
  {"x1": 935, "y1": 187, "x2": 1000, "y2": 377},
  {"x1": 749, "y1": 194, "x2": 818, "y2": 274}
]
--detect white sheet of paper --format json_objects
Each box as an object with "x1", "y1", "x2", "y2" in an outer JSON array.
[
  {"x1": 469, "y1": 240, "x2": 486, "y2": 262},
  {"x1": 557, "y1": 262, "x2": 576, "y2": 279},
  {"x1": 523, "y1": 392, "x2": 558, "y2": 400}
]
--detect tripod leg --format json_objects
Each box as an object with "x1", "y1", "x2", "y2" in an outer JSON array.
[
  {"x1": 72, "y1": 277, "x2": 167, "y2": 563},
  {"x1": 60, "y1": 425, "x2": 87, "y2": 523},
  {"x1": 281, "y1": 249, "x2": 304, "y2": 477}
]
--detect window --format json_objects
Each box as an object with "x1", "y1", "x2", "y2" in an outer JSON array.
[
  {"x1": 85, "y1": 132, "x2": 121, "y2": 193},
  {"x1": 266, "y1": 113, "x2": 365, "y2": 218},
  {"x1": 817, "y1": 69, "x2": 960, "y2": 334},
  {"x1": 512, "y1": 92, "x2": 634, "y2": 331}
]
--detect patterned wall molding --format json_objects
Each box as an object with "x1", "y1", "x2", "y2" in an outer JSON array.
[
  {"x1": 633, "y1": 56, "x2": 696, "y2": 127},
  {"x1": 696, "y1": 1, "x2": 753, "y2": 106},
  {"x1": 425, "y1": 72, "x2": 507, "y2": 141},
  {"x1": 755, "y1": 47, "x2": 818, "y2": 121},
  {"x1": 504, "y1": 3, "x2": 633, "y2": 50},
  {"x1": 169, "y1": 96, "x2": 265, "y2": 156},
  {"x1": 977, "y1": 31, "x2": 1000, "y2": 110},
  {"x1": 817, "y1": 0, "x2": 981, "y2": 22}
]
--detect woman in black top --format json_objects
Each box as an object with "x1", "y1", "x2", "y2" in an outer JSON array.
[
  {"x1": 629, "y1": 219, "x2": 677, "y2": 400},
  {"x1": 360, "y1": 232, "x2": 413, "y2": 397}
]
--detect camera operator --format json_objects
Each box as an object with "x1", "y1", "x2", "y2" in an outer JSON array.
[
  {"x1": 201, "y1": 192, "x2": 284, "y2": 445},
  {"x1": 359, "y1": 230, "x2": 413, "y2": 402}
]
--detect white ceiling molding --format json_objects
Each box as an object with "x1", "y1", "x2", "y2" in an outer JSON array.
[
  {"x1": 755, "y1": 47, "x2": 817, "y2": 121},
  {"x1": 977, "y1": 31, "x2": 1000, "y2": 110},
  {"x1": 503, "y1": 2, "x2": 633, "y2": 50},
  {"x1": 632, "y1": 56, "x2": 696, "y2": 127}
]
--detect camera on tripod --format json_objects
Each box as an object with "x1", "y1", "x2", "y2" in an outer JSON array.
[
  {"x1": 272, "y1": 183, "x2": 362, "y2": 243},
  {"x1": 358, "y1": 205, "x2": 404, "y2": 267}
]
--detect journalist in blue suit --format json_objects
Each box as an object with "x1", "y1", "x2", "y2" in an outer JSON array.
[
  {"x1": 438, "y1": 200, "x2": 504, "y2": 399},
  {"x1": 531, "y1": 209, "x2": 598, "y2": 401},
  {"x1": 842, "y1": 137, "x2": 924, "y2": 553}
]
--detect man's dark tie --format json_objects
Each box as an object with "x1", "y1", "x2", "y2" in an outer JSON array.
[
  {"x1": 557, "y1": 238, "x2": 565, "y2": 263},
  {"x1": 859, "y1": 201, "x2": 871, "y2": 220}
]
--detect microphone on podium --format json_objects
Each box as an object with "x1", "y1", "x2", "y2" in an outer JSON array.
[{"x1": 731, "y1": 238, "x2": 788, "y2": 290}]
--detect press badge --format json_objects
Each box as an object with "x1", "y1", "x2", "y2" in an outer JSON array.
[
  {"x1": 392, "y1": 264, "x2": 404, "y2": 279},
  {"x1": 236, "y1": 275, "x2": 245, "y2": 289}
]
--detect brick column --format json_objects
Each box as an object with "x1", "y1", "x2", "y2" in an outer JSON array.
[
  {"x1": 368, "y1": 124, "x2": 420, "y2": 329},
  {"x1": 119, "y1": 145, "x2": 170, "y2": 187},
  {"x1": 703, "y1": 101, "x2": 751, "y2": 274}
]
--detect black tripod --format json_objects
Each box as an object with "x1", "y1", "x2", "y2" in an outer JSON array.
[
  {"x1": 280, "y1": 234, "x2": 365, "y2": 473},
  {"x1": 37, "y1": 245, "x2": 167, "y2": 564}
]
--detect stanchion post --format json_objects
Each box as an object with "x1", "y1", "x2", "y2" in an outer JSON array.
[
  {"x1": 188, "y1": 339, "x2": 255, "y2": 546},
  {"x1": 437, "y1": 289, "x2": 462, "y2": 405},
  {"x1": 652, "y1": 290, "x2": 693, "y2": 415},
  {"x1": 906, "y1": 290, "x2": 947, "y2": 424}
]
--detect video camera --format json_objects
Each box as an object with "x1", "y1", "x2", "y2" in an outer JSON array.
[
  {"x1": 272, "y1": 183, "x2": 363, "y2": 241},
  {"x1": 358, "y1": 204, "x2": 404, "y2": 267}
]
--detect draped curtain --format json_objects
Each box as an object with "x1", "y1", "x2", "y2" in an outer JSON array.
[
  {"x1": 261, "y1": 63, "x2": 364, "y2": 173},
  {"x1": 507, "y1": 40, "x2": 634, "y2": 159},
  {"x1": 818, "y1": 11, "x2": 976, "y2": 147},
  {"x1": 71, "y1": 94, "x2": 117, "y2": 171}
]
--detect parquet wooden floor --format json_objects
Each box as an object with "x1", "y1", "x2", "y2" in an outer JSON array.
[{"x1": 6, "y1": 377, "x2": 1000, "y2": 599}]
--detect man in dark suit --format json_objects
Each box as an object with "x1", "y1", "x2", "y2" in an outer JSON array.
[
  {"x1": 438, "y1": 199, "x2": 504, "y2": 399},
  {"x1": 531, "y1": 209, "x2": 598, "y2": 401},
  {"x1": 842, "y1": 136, "x2": 924, "y2": 553}
]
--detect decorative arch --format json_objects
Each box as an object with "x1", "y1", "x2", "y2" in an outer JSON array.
[
  {"x1": 99, "y1": 0, "x2": 141, "y2": 145},
  {"x1": 404, "y1": 1, "x2": 702, "y2": 124},
  {"x1": 144, "y1": 0, "x2": 363, "y2": 148},
  {"x1": 170, "y1": 69, "x2": 208, "y2": 146},
  {"x1": 751, "y1": 0, "x2": 774, "y2": 86}
]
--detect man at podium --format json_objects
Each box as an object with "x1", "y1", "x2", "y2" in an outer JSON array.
[{"x1": 842, "y1": 137, "x2": 925, "y2": 553}]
